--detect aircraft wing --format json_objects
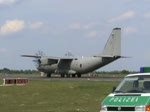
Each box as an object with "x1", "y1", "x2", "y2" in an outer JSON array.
[
  {"x1": 45, "y1": 57, "x2": 78, "y2": 66},
  {"x1": 21, "y1": 54, "x2": 78, "y2": 65},
  {"x1": 57, "y1": 58, "x2": 74, "y2": 69},
  {"x1": 21, "y1": 55, "x2": 41, "y2": 58},
  {"x1": 21, "y1": 54, "x2": 78, "y2": 59}
]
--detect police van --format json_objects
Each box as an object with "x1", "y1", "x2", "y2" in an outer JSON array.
[{"x1": 100, "y1": 73, "x2": 150, "y2": 112}]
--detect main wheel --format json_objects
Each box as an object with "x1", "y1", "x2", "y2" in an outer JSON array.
[
  {"x1": 77, "y1": 74, "x2": 81, "y2": 77},
  {"x1": 47, "y1": 73, "x2": 51, "y2": 78},
  {"x1": 61, "y1": 74, "x2": 65, "y2": 78},
  {"x1": 72, "y1": 74, "x2": 76, "y2": 78},
  {"x1": 66, "y1": 74, "x2": 70, "y2": 78}
]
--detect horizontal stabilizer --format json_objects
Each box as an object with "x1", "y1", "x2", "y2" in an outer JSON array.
[
  {"x1": 93, "y1": 55, "x2": 115, "y2": 58},
  {"x1": 93, "y1": 55, "x2": 130, "y2": 58},
  {"x1": 120, "y1": 56, "x2": 131, "y2": 58}
]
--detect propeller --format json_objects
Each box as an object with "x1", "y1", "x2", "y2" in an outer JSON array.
[
  {"x1": 35, "y1": 51, "x2": 45, "y2": 56},
  {"x1": 65, "y1": 51, "x2": 74, "y2": 57},
  {"x1": 21, "y1": 51, "x2": 46, "y2": 69},
  {"x1": 33, "y1": 51, "x2": 44, "y2": 67},
  {"x1": 33, "y1": 59, "x2": 41, "y2": 67}
]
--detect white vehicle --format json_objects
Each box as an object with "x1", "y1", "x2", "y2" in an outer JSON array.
[{"x1": 100, "y1": 73, "x2": 150, "y2": 112}]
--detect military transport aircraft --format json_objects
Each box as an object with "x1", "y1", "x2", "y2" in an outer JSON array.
[{"x1": 22, "y1": 28, "x2": 122, "y2": 78}]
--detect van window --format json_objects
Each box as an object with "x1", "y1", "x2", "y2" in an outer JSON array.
[{"x1": 114, "y1": 75, "x2": 150, "y2": 93}]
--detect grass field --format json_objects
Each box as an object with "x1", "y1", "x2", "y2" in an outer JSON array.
[{"x1": 0, "y1": 80, "x2": 119, "y2": 112}]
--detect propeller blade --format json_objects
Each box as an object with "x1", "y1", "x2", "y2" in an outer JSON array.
[{"x1": 33, "y1": 59, "x2": 41, "y2": 66}]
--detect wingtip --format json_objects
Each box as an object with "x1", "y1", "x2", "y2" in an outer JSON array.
[{"x1": 21, "y1": 55, "x2": 41, "y2": 58}]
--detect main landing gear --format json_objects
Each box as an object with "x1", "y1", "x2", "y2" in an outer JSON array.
[
  {"x1": 46, "y1": 73, "x2": 51, "y2": 78},
  {"x1": 45, "y1": 73, "x2": 81, "y2": 78},
  {"x1": 60, "y1": 74, "x2": 81, "y2": 78}
]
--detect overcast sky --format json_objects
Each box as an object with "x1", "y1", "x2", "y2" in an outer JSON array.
[{"x1": 0, "y1": 0, "x2": 150, "y2": 71}]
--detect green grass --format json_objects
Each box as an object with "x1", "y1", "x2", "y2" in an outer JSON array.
[{"x1": 0, "y1": 80, "x2": 119, "y2": 112}]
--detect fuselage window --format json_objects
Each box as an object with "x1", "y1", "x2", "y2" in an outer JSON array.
[{"x1": 80, "y1": 64, "x2": 82, "y2": 68}]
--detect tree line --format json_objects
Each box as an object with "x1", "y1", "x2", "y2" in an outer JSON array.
[
  {"x1": 0, "y1": 68, "x2": 138, "y2": 75},
  {"x1": 95, "y1": 70, "x2": 138, "y2": 75},
  {"x1": 0, "y1": 68, "x2": 39, "y2": 74}
]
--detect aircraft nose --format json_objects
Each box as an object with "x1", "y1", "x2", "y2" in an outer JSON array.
[{"x1": 37, "y1": 66, "x2": 44, "y2": 72}]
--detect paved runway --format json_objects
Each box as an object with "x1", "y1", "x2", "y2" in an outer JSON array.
[{"x1": 0, "y1": 75, "x2": 123, "y2": 82}]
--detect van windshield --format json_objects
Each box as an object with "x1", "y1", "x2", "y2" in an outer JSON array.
[{"x1": 114, "y1": 75, "x2": 150, "y2": 93}]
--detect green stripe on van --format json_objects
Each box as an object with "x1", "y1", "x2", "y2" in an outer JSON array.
[{"x1": 102, "y1": 96, "x2": 150, "y2": 106}]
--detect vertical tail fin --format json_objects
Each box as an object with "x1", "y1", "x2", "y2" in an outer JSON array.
[{"x1": 102, "y1": 28, "x2": 121, "y2": 56}]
